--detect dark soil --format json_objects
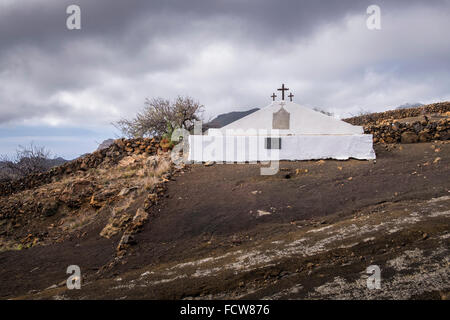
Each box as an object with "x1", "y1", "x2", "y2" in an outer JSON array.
[{"x1": 0, "y1": 141, "x2": 448, "y2": 299}]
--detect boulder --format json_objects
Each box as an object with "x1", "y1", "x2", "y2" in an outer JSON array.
[
  {"x1": 97, "y1": 139, "x2": 115, "y2": 151},
  {"x1": 401, "y1": 131, "x2": 419, "y2": 144},
  {"x1": 418, "y1": 131, "x2": 432, "y2": 142},
  {"x1": 116, "y1": 233, "x2": 136, "y2": 252},
  {"x1": 41, "y1": 201, "x2": 59, "y2": 217}
]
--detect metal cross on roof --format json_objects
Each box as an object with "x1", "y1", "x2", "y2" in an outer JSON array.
[
  {"x1": 277, "y1": 83, "x2": 289, "y2": 100},
  {"x1": 271, "y1": 93, "x2": 277, "y2": 101},
  {"x1": 288, "y1": 92, "x2": 294, "y2": 102}
]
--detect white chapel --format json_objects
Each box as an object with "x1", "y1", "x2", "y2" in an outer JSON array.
[{"x1": 188, "y1": 84, "x2": 375, "y2": 162}]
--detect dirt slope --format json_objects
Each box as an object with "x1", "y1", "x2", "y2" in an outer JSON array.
[{"x1": 0, "y1": 141, "x2": 448, "y2": 299}]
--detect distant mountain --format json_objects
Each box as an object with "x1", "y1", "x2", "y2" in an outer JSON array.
[
  {"x1": 396, "y1": 102, "x2": 424, "y2": 110},
  {"x1": 44, "y1": 157, "x2": 67, "y2": 168},
  {"x1": 0, "y1": 157, "x2": 67, "y2": 170},
  {"x1": 97, "y1": 138, "x2": 115, "y2": 150},
  {"x1": 205, "y1": 108, "x2": 260, "y2": 129},
  {"x1": 312, "y1": 107, "x2": 334, "y2": 117}
]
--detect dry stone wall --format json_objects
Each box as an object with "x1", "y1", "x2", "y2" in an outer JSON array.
[
  {"x1": 0, "y1": 137, "x2": 162, "y2": 197},
  {"x1": 343, "y1": 102, "x2": 450, "y2": 144}
]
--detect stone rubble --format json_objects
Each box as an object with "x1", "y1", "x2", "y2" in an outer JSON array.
[{"x1": 344, "y1": 102, "x2": 450, "y2": 144}]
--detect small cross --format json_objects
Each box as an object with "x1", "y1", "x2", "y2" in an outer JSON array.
[
  {"x1": 277, "y1": 83, "x2": 289, "y2": 100},
  {"x1": 288, "y1": 92, "x2": 294, "y2": 102},
  {"x1": 271, "y1": 93, "x2": 277, "y2": 101}
]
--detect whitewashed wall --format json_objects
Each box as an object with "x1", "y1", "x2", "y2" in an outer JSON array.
[{"x1": 188, "y1": 134, "x2": 376, "y2": 162}]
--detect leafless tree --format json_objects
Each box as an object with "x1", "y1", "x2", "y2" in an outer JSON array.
[
  {"x1": 114, "y1": 96, "x2": 204, "y2": 138},
  {"x1": 0, "y1": 143, "x2": 52, "y2": 181}
]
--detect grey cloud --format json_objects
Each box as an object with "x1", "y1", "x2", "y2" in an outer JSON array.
[
  {"x1": 0, "y1": 0, "x2": 449, "y2": 127},
  {"x1": 0, "y1": 0, "x2": 367, "y2": 51}
]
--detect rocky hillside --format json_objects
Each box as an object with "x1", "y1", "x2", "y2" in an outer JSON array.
[
  {"x1": 0, "y1": 137, "x2": 182, "y2": 259},
  {"x1": 1, "y1": 141, "x2": 447, "y2": 300},
  {"x1": 344, "y1": 102, "x2": 449, "y2": 126},
  {"x1": 0, "y1": 138, "x2": 163, "y2": 196},
  {"x1": 343, "y1": 102, "x2": 450, "y2": 144},
  {"x1": 0, "y1": 105, "x2": 448, "y2": 300}
]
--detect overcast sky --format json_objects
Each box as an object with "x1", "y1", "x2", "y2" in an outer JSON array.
[{"x1": 1, "y1": 0, "x2": 449, "y2": 158}]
